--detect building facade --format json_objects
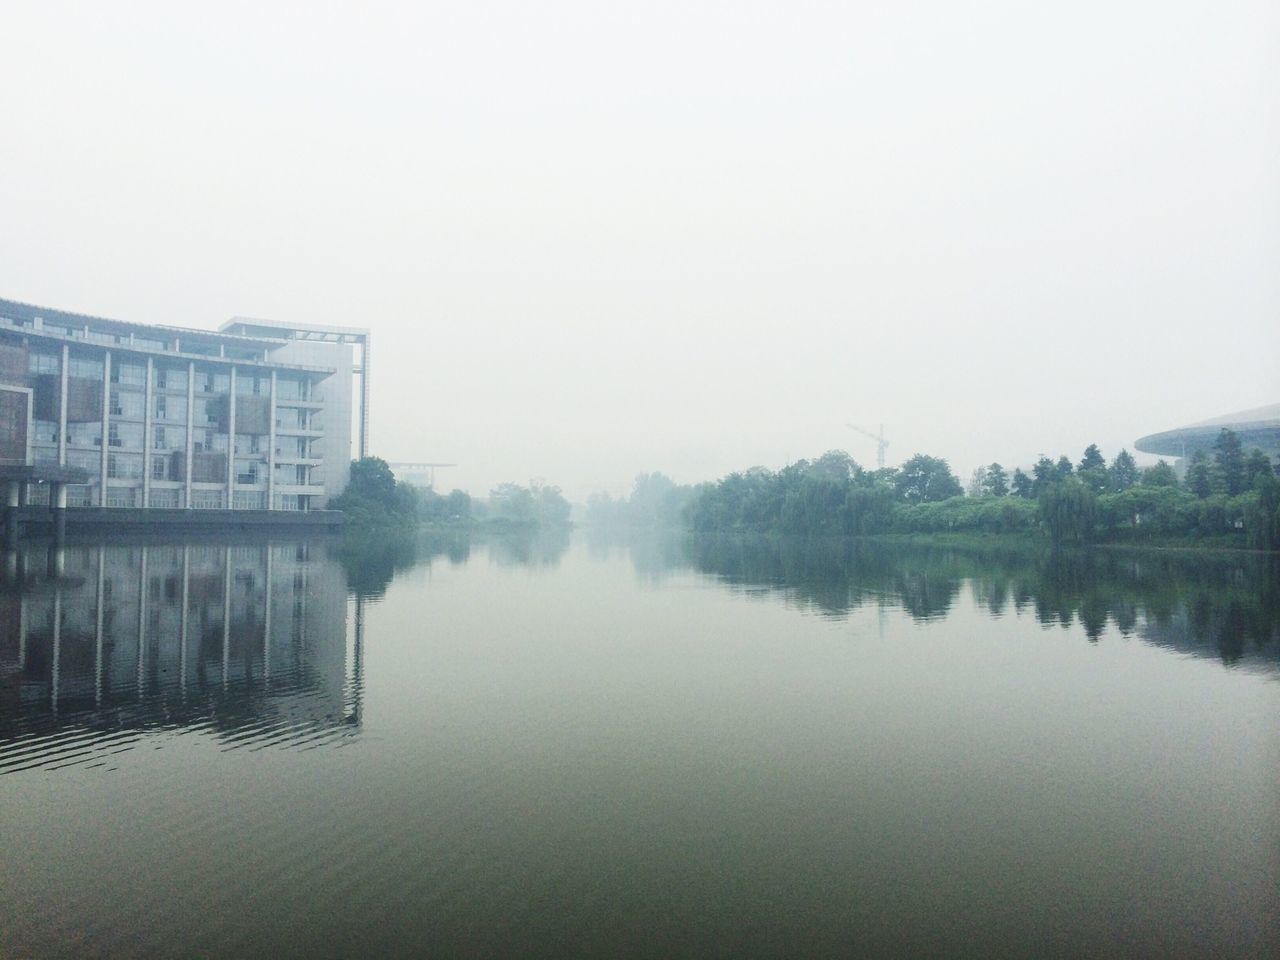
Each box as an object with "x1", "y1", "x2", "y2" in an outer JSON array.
[
  {"x1": 1136, "y1": 403, "x2": 1280, "y2": 473},
  {"x1": 0, "y1": 297, "x2": 369, "y2": 511}
]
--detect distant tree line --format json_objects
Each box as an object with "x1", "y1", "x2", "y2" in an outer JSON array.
[
  {"x1": 585, "y1": 472, "x2": 697, "y2": 529},
  {"x1": 332, "y1": 458, "x2": 571, "y2": 530},
  {"x1": 678, "y1": 429, "x2": 1280, "y2": 550}
]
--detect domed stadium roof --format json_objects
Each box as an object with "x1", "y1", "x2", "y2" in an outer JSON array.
[{"x1": 1135, "y1": 403, "x2": 1280, "y2": 458}]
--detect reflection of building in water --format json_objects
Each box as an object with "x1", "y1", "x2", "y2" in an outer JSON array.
[{"x1": 0, "y1": 539, "x2": 363, "y2": 771}]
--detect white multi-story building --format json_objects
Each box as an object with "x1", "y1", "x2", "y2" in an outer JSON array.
[{"x1": 0, "y1": 297, "x2": 369, "y2": 512}]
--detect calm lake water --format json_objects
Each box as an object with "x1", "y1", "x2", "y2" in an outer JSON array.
[{"x1": 2, "y1": 531, "x2": 1277, "y2": 958}]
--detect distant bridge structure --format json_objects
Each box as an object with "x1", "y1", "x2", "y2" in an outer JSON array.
[{"x1": 388, "y1": 462, "x2": 457, "y2": 488}]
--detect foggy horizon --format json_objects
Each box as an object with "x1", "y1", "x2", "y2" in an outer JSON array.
[{"x1": 3, "y1": 1, "x2": 1277, "y2": 501}]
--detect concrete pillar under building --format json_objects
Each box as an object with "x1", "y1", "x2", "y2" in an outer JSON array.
[{"x1": 52, "y1": 482, "x2": 67, "y2": 540}]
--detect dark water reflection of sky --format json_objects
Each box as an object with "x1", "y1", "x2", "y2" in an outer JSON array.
[{"x1": 1, "y1": 533, "x2": 1277, "y2": 958}]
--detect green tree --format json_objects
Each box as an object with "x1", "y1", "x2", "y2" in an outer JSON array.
[
  {"x1": 1186, "y1": 451, "x2": 1213, "y2": 499},
  {"x1": 967, "y1": 466, "x2": 988, "y2": 498},
  {"x1": 1245, "y1": 471, "x2": 1280, "y2": 550},
  {"x1": 1079, "y1": 444, "x2": 1106, "y2": 473},
  {"x1": 348, "y1": 456, "x2": 398, "y2": 505},
  {"x1": 1212, "y1": 429, "x2": 1246, "y2": 495},
  {"x1": 1039, "y1": 479, "x2": 1099, "y2": 545},
  {"x1": 330, "y1": 457, "x2": 421, "y2": 527},
  {"x1": 531, "y1": 480, "x2": 572, "y2": 526},
  {"x1": 1011, "y1": 468, "x2": 1033, "y2": 499},
  {"x1": 1108, "y1": 449, "x2": 1138, "y2": 492},
  {"x1": 489, "y1": 482, "x2": 535, "y2": 522},
  {"x1": 1078, "y1": 444, "x2": 1108, "y2": 494},
  {"x1": 1031, "y1": 456, "x2": 1056, "y2": 495},
  {"x1": 983, "y1": 463, "x2": 1009, "y2": 497},
  {"x1": 1055, "y1": 455, "x2": 1074, "y2": 481},
  {"x1": 445, "y1": 489, "x2": 472, "y2": 520},
  {"x1": 1140, "y1": 461, "x2": 1178, "y2": 488},
  {"x1": 1243, "y1": 448, "x2": 1272, "y2": 488},
  {"x1": 894, "y1": 454, "x2": 963, "y2": 504}
]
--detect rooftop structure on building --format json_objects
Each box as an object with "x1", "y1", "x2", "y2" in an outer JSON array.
[
  {"x1": 1135, "y1": 403, "x2": 1280, "y2": 466},
  {"x1": 0, "y1": 296, "x2": 369, "y2": 521}
]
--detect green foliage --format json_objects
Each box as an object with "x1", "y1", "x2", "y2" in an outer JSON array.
[
  {"x1": 1244, "y1": 449, "x2": 1273, "y2": 488},
  {"x1": 1039, "y1": 479, "x2": 1098, "y2": 545},
  {"x1": 1108, "y1": 449, "x2": 1138, "y2": 492},
  {"x1": 1186, "y1": 451, "x2": 1213, "y2": 498},
  {"x1": 587, "y1": 472, "x2": 697, "y2": 528},
  {"x1": 418, "y1": 487, "x2": 472, "y2": 524},
  {"x1": 487, "y1": 480, "x2": 571, "y2": 527},
  {"x1": 330, "y1": 456, "x2": 421, "y2": 528},
  {"x1": 983, "y1": 463, "x2": 1009, "y2": 498},
  {"x1": 1213, "y1": 428, "x2": 1246, "y2": 496},
  {"x1": 683, "y1": 443, "x2": 1275, "y2": 551},
  {"x1": 1031, "y1": 456, "x2": 1055, "y2": 495},
  {"x1": 1077, "y1": 444, "x2": 1108, "y2": 494},
  {"x1": 1140, "y1": 460, "x2": 1178, "y2": 488},
  {"x1": 894, "y1": 454, "x2": 963, "y2": 504},
  {"x1": 1245, "y1": 472, "x2": 1280, "y2": 550}
]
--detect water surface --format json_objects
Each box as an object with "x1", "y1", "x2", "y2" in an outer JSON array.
[{"x1": 2, "y1": 532, "x2": 1277, "y2": 958}]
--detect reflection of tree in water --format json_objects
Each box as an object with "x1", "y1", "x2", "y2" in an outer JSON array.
[
  {"x1": 684, "y1": 535, "x2": 1280, "y2": 667},
  {"x1": 485, "y1": 526, "x2": 570, "y2": 569},
  {"x1": 333, "y1": 531, "x2": 473, "y2": 599},
  {"x1": 336, "y1": 527, "x2": 573, "y2": 595},
  {"x1": 584, "y1": 527, "x2": 689, "y2": 584}
]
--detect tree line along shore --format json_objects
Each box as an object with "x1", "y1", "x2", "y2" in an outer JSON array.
[
  {"x1": 329, "y1": 429, "x2": 1280, "y2": 551},
  {"x1": 587, "y1": 428, "x2": 1280, "y2": 550}
]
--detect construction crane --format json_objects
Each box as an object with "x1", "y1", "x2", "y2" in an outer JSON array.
[{"x1": 845, "y1": 423, "x2": 890, "y2": 470}]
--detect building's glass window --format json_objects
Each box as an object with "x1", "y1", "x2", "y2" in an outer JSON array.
[
  {"x1": 111, "y1": 361, "x2": 145, "y2": 386},
  {"x1": 153, "y1": 394, "x2": 188, "y2": 422},
  {"x1": 211, "y1": 432, "x2": 229, "y2": 452},
  {"x1": 275, "y1": 407, "x2": 306, "y2": 430},
  {"x1": 155, "y1": 365, "x2": 187, "y2": 391},
  {"x1": 150, "y1": 455, "x2": 169, "y2": 480},
  {"x1": 234, "y1": 433, "x2": 263, "y2": 455},
  {"x1": 235, "y1": 374, "x2": 266, "y2": 396},
  {"x1": 67, "y1": 421, "x2": 102, "y2": 448},
  {"x1": 192, "y1": 397, "x2": 221, "y2": 425},
  {"x1": 107, "y1": 453, "x2": 143, "y2": 479},
  {"x1": 0, "y1": 391, "x2": 30, "y2": 465},
  {"x1": 32, "y1": 420, "x2": 58, "y2": 445},
  {"x1": 276, "y1": 377, "x2": 300, "y2": 400},
  {"x1": 67, "y1": 450, "x2": 99, "y2": 472},
  {"x1": 135, "y1": 337, "x2": 166, "y2": 351},
  {"x1": 108, "y1": 422, "x2": 143, "y2": 449},
  {"x1": 234, "y1": 459, "x2": 262, "y2": 485},
  {"x1": 69, "y1": 355, "x2": 104, "y2": 380},
  {"x1": 28, "y1": 350, "x2": 60, "y2": 375},
  {"x1": 194, "y1": 368, "x2": 229, "y2": 393},
  {"x1": 153, "y1": 426, "x2": 185, "y2": 451},
  {"x1": 109, "y1": 389, "x2": 145, "y2": 419}
]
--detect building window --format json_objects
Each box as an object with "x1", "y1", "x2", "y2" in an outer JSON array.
[
  {"x1": 156, "y1": 365, "x2": 187, "y2": 391},
  {"x1": 69, "y1": 356, "x2": 104, "y2": 380},
  {"x1": 28, "y1": 351, "x2": 60, "y2": 375},
  {"x1": 111, "y1": 362, "x2": 145, "y2": 386}
]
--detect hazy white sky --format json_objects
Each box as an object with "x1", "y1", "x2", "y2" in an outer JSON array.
[{"x1": 2, "y1": 1, "x2": 1277, "y2": 499}]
